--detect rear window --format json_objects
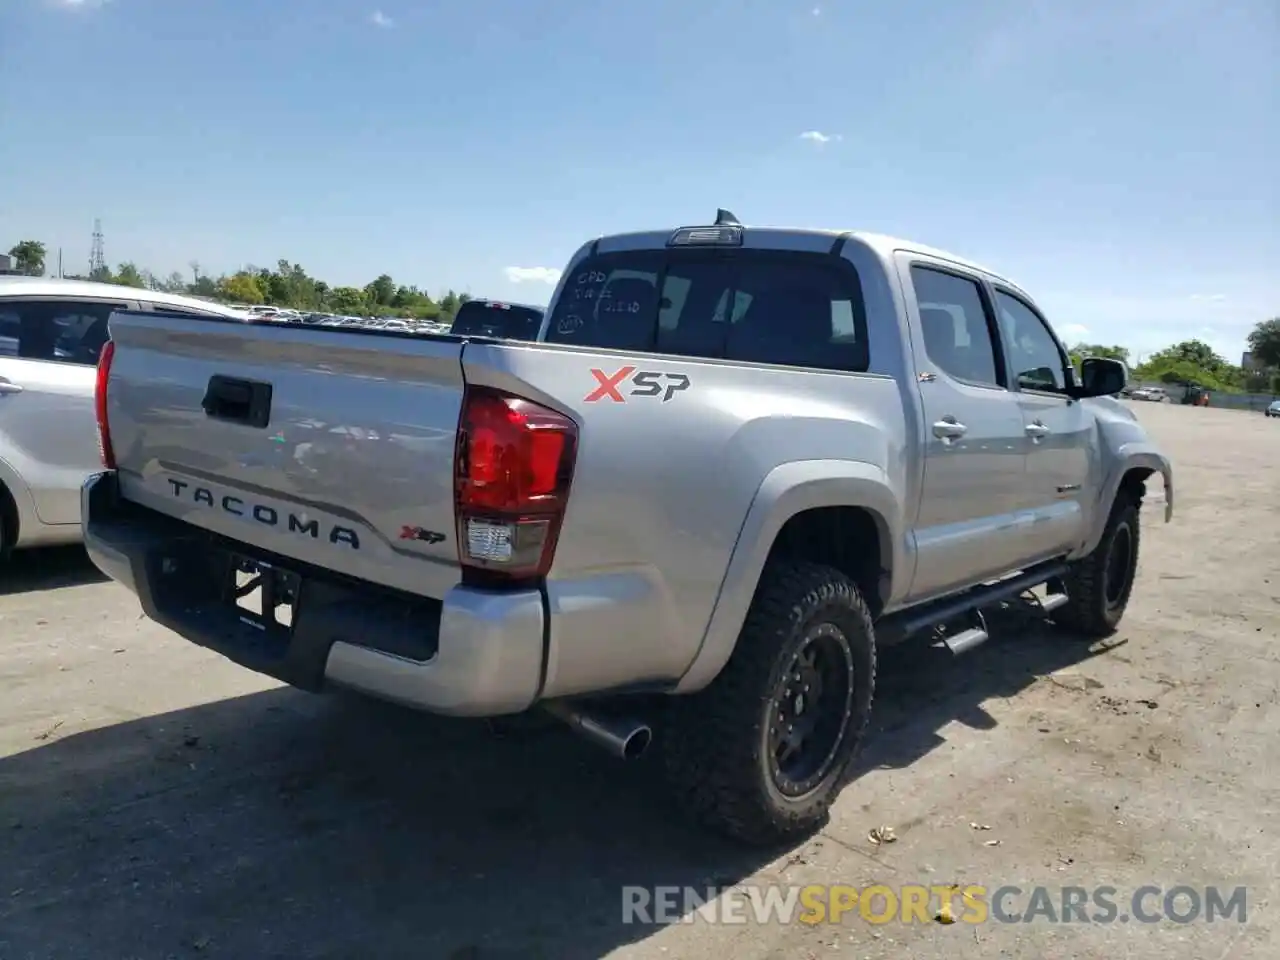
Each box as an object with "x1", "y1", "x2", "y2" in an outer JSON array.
[
  {"x1": 544, "y1": 250, "x2": 868, "y2": 372},
  {"x1": 451, "y1": 301, "x2": 544, "y2": 340}
]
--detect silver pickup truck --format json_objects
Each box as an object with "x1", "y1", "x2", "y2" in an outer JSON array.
[{"x1": 82, "y1": 213, "x2": 1173, "y2": 845}]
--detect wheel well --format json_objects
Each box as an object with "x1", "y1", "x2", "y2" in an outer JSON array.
[
  {"x1": 1120, "y1": 467, "x2": 1154, "y2": 507},
  {"x1": 0, "y1": 479, "x2": 17, "y2": 556},
  {"x1": 765, "y1": 507, "x2": 887, "y2": 617}
]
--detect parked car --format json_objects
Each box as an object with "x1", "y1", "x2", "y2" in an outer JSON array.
[
  {"x1": 0, "y1": 277, "x2": 250, "y2": 559},
  {"x1": 449, "y1": 299, "x2": 544, "y2": 339},
  {"x1": 1129, "y1": 386, "x2": 1169, "y2": 402},
  {"x1": 1267, "y1": 400, "x2": 1280, "y2": 418},
  {"x1": 82, "y1": 214, "x2": 1173, "y2": 845}
]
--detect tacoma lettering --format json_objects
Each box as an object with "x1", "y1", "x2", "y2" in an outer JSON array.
[{"x1": 166, "y1": 478, "x2": 360, "y2": 549}]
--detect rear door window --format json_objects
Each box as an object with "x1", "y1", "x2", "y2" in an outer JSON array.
[
  {"x1": 0, "y1": 298, "x2": 128, "y2": 365},
  {"x1": 545, "y1": 251, "x2": 868, "y2": 372},
  {"x1": 0, "y1": 309, "x2": 19, "y2": 357},
  {"x1": 909, "y1": 267, "x2": 1003, "y2": 388}
]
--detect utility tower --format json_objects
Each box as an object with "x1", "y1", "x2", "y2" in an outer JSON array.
[{"x1": 89, "y1": 219, "x2": 106, "y2": 277}]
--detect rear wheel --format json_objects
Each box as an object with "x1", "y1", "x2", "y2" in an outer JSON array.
[
  {"x1": 1055, "y1": 496, "x2": 1141, "y2": 637},
  {"x1": 662, "y1": 561, "x2": 876, "y2": 846}
]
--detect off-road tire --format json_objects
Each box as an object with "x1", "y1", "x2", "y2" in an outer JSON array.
[
  {"x1": 1055, "y1": 495, "x2": 1141, "y2": 637},
  {"x1": 662, "y1": 561, "x2": 876, "y2": 846}
]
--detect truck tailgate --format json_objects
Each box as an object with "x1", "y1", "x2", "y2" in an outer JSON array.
[{"x1": 105, "y1": 312, "x2": 465, "y2": 600}]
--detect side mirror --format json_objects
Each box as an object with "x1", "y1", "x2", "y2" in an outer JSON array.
[{"x1": 1075, "y1": 357, "x2": 1128, "y2": 398}]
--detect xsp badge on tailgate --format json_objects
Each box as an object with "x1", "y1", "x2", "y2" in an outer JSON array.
[
  {"x1": 165, "y1": 477, "x2": 360, "y2": 549},
  {"x1": 584, "y1": 366, "x2": 691, "y2": 403}
]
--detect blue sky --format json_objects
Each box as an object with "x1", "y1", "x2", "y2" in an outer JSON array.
[{"x1": 1, "y1": 0, "x2": 1275, "y2": 361}]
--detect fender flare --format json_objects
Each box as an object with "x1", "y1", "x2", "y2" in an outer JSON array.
[
  {"x1": 674, "y1": 459, "x2": 902, "y2": 694},
  {"x1": 1082, "y1": 445, "x2": 1173, "y2": 555}
]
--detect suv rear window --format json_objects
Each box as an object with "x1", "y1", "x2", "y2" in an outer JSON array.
[
  {"x1": 544, "y1": 249, "x2": 868, "y2": 372},
  {"x1": 0, "y1": 299, "x2": 121, "y2": 364},
  {"x1": 451, "y1": 301, "x2": 544, "y2": 339}
]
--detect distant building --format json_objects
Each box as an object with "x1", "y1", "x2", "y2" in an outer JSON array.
[{"x1": 0, "y1": 253, "x2": 20, "y2": 275}]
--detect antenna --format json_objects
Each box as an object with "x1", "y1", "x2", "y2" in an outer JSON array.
[
  {"x1": 714, "y1": 208, "x2": 741, "y2": 226},
  {"x1": 89, "y1": 219, "x2": 106, "y2": 277}
]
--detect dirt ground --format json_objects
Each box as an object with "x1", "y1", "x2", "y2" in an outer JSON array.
[{"x1": 1, "y1": 401, "x2": 1277, "y2": 960}]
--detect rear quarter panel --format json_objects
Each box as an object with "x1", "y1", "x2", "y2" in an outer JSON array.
[{"x1": 467, "y1": 232, "x2": 921, "y2": 697}]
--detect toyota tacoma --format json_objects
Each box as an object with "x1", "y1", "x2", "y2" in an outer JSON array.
[{"x1": 82, "y1": 212, "x2": 1173, "y2": 845}]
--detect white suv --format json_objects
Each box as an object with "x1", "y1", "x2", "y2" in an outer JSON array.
[{"x1": 0, "y1": 278, "x2": 249, "y2": 558}]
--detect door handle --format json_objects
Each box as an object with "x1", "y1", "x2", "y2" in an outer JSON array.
[
  {"x1": 932, "y1": 416, "x2": 968, "y2": 440},
  {"x1": 1025, "y1": 420, "x2": 1049, "y2": 440},
  {"x1": 0, "y1": 378, "x2": 23, "y2": 395}
]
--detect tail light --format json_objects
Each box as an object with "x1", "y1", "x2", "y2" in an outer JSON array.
[
  {"x1": 94, "y1": 339, "x2": 116, "y2": 469},
  {"x1": 454, "y1": 387, "x2": 577, "y2": 583}
]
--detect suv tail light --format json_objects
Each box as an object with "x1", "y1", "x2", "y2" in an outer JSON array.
[
  {"x1": 95, "y1": 339, "x2": 116, "y2": 469},
  {"x1": 454, "y1": 387, "x2": 577, "y2": 583}
]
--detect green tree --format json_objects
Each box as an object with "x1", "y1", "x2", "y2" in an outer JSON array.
[
  {"x1": 1071, "y1": 343, "x2": 1129, "y2": 364},
  {"x1": 219, "y1": 271, "x2": 267, "y2": 304},
  {"x1": 1246, "y1": 317, "x2": 1280, "y2": 369},
  {"x1": 191, "y1": 275, "x2": 219, "y2": 298},
  {"x1": 438, "y1": 290, "x2": 461, "y2": 318},
  {"x1": 273, "y1": 260, "x2": 319, "y2": 309},
  {"x1": 365, "y1": 274, "x2": 396, "y2": 308},
  {"x1": 9, "y1": 239, "x2": 484, "y2": 322},
  {"x1": 114, "y1": 262, "x2": 146, "y2": 288},
  {"x1": 158, "y1": 271, "x2": 187, "y2": 293},
  {"x1": 329, "y1": 286, "x2": 367, "y2": 314},
  {"x1": 1133, "y1": 339, "x2": 1243, "y2": 392},
  {"x1": 7, "y1": 239, "x2": 46, "y2": 276}
]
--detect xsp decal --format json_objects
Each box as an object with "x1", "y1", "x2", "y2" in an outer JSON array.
[
  {"x1": 399, "y1": 525, "x2": 447, "y2": 544},
  {"x1": 585, "y1": 365, "x2": 635, "y2": 402},
  {"x1": 584, "y1": 367, "x2": 691, "y2": 403}
]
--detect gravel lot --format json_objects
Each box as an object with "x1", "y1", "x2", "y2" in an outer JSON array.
[{"x1": 1, "y1": 401, "x2": 1276, "y2": 960}]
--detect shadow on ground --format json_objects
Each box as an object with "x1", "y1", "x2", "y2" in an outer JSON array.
[
  {"x1": 0, "y1": 545, "x2": 108, "y2": 596},
  {"x1": 0, "y1": 599, "x2": 1106, "y2": 960}
]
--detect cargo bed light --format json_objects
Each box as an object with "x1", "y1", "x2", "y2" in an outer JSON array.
[{"x1": 667, "y1": 225, "x2": 744, "y2": 247}]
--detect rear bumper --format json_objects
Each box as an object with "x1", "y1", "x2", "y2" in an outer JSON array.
[{"x1": 81, "y1": 472, "x2": 546, "y2": 717}]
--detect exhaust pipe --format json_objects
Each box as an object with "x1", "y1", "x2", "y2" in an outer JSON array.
[{"x1": 543, "y1": 700, "x2": 652, "y2": 761}]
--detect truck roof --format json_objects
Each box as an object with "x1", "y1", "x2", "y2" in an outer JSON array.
[
  {"x1": 0, "y1": 276, "x2": 249, "y2": 317},
  {"x1": 586, "y1": 225, "x2": 1028, "y2": 298}
]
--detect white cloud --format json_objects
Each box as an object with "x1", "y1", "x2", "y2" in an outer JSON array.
[
  {"x1": 504, "y1": 266, "x2": 561, "y2": 285},
  {"x1": 1189, "y1": 293, "x2": 1228, "y2": 302},
  {"x1": 52, "y1": 0, "x2": 109, "y2": 9},
  {"x1": 1059, "y1": 323, "x2": 1090, "y2": 339},
  {"x1": 799, "y1": 130, "x2": 840, "y2": 144},
  {"x1": 369, "y1": 10, "x2": 393, "y2": 28}
]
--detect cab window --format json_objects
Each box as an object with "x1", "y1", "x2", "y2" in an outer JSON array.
[{"x1": 545, "y1": 250, "x2": 868, "y2": 372}]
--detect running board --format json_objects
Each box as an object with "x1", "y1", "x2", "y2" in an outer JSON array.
[{"x1": 878, "y1": 561, "x2": 1070, "y2": 649}]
